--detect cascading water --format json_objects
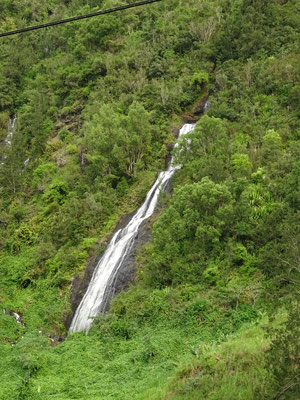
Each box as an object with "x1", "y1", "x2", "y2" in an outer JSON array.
[
  {"x1": 3, "y1": 309, "x2": 25, "y2": 327},
  {"x1": 1, "y1": 116, "x2": 17, "y2": 167},
  {"x1": 5, "y1": 115, "x2": 17, "y2": 146},
  {"x1": 69, "y1": 122, "x2": 196, "y2": 334}
]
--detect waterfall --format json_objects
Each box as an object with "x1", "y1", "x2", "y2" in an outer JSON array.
[
  {"x1": 3, "y1": 309, "x2": 25, "y2": 327},
  {"x1": 23, "y1": 158, "x2": 30, "y2": 168},
  {"x1": 4, "y1": 115, "x2": 17, "y2": 146},
  {"x1": 1, "y1": 116, "x2": 17, "y2": 166},
  {"x1": 69, "y1": 122, "x2": 196, "y2": 334}
]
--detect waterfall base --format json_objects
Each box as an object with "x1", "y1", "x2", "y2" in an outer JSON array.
[{"x1": 65, "y1": 208, "x2": 153, "y2": 330}]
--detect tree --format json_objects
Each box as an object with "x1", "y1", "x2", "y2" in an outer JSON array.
[
  {"x1": 83, "y1": 101, "x2": 153, "y2": 182},
  {"x1": 262, "y1": 129, "x2": 283, "y2": 165},
  {"x1": 144, "y1": 177, "x2": 234, "y2": 287},
  {"x1": 175, "y1": 115, "x2": 230, "y2": 183}
]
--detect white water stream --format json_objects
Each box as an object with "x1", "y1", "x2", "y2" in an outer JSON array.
[
  {"x1": 3, "y1": 309, "x2": 25, "y2": 327},
  {"x1": 1, "y1": 116, "x2": 17, "y2": 166},
  {"x1": 5, "y1": 115, "x2": 17, "y2": 146},
  {"x1": 69, "y1": 123, "x2": 196, "y2": 333}
]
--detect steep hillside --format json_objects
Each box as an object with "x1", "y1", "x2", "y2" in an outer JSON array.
[{"x1": 0, "y1": 0, "x2": 299, "y2": 399}]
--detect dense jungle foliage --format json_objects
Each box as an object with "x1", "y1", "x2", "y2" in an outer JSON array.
[{"x1": 0, "y1": 0, "x2": 299, "y2": 398}]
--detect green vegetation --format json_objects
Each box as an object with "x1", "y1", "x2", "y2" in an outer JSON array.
[{"x1": 0, "y1": 0, "x2": 299, "y2": 399}]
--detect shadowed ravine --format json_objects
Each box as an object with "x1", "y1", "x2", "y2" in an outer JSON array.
[{"x1": 69, "y1": 122, "x2": 196, "y2": 333}]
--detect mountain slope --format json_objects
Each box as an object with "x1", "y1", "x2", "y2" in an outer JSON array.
[{"x1": 0, "y1": 0, "x2": 299, "y2": 399}]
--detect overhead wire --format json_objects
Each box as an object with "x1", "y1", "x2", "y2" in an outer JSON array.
[{"x1": 0, "y1": 0, "x2": 162, "y2": 38}]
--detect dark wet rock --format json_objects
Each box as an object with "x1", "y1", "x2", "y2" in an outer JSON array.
[
  {"x1": 3, "y1": 309, "x2": 25, "y2": 327},
  {"x1": 192, "y1": 96, "x2": 209, "y2": 116},
  {"x1": 171, "y1": 128, "x2": 180, "y2": 138},
  {"x1": 182, "y1": 96, "x2": 209, "y2": 122},
  {"x1": 48, "y1": 333, "x2": 68, "y2": 346},
  {"x1": 100, "y1": 218, "x2": 153, "y2": 313}
]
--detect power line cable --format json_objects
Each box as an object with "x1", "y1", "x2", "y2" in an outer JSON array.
[{"x1": 0, "y1": 0, "x2": 162, "y2": 38}]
